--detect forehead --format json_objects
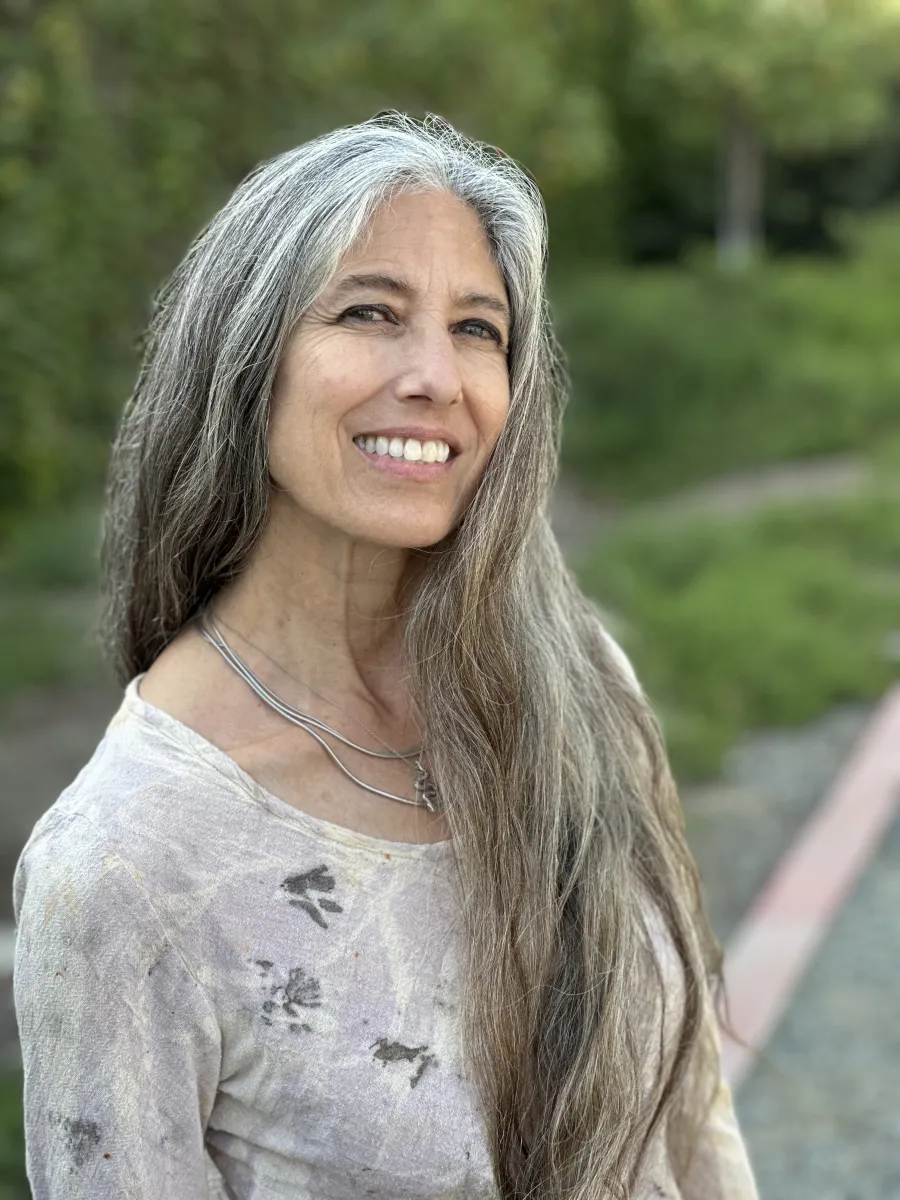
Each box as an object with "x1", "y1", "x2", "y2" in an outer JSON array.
[{"x1": 337, "y1": 190, "x2": 505, "y2": 288}]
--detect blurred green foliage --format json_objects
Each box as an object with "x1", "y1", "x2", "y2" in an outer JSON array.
[
  {"x1": 556, "y1": 209, "x2": 900, "y2": 497},
  {"x1": 0, "y1": 504, "x2": 100, "y2": 590},
  {"x1": 0, "y1": 1069, "x2": 27, "y2": 1199},
  {"x1": 636, "y1": 0, "x2": 900, "y2": 154},
  {"x1": 0, "y1": 503, "x2": 105, "y2": 710},
  {"x1": 576, "y1": 488, "x2": 900, "y2": 778},
  {"x1": 0, "y1": 0, "x2": 610, "y2": 527},
  {"x1": 3, "y1": 0, "x2": 900, "y2": 530},
  {"x1": 0, "y1": 587, "x2": 106, "y2": 712}
]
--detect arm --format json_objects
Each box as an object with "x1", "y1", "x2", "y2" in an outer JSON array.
[{"x1": 13, "y1": 810, "x2": 223, "y2": 1198}]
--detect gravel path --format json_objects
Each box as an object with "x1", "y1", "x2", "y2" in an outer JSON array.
[
  {"x1": 735, "y1": 809, "x2": 900, "y2": 1199},
  {"x1": 683, "y1": 704, "x2": 874, "y2": 944}
]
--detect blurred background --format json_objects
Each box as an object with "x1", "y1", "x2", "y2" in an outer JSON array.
[{"x1": 1, "y1": 0, "x2": 900, "y2": 1195}]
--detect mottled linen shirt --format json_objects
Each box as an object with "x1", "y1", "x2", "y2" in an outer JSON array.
[{"x1": 13, "y1": 672, "x2": 759, "y2": 1199}]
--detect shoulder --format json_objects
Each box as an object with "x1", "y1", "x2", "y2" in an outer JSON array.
[
  {"x1": 598, "y1": 620, "x2": 643, "y2": 695},
  {"x1": 13, "y1": 807, "x2": 160, "y2": 951},
  {"x1": 32, "y1": 690, "x2": 208, "y2": 857},
  {"x1": 137, "y1": 619, "x2": 279, "y2": 752},
  {"x1": 10, "y1": 682, "x2": 243, "y2": 945},
  {"x1": 13, "y1": 802, "x2": 219, "y2": 1036}
]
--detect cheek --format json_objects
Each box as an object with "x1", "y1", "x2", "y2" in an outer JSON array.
[
  {"x1": 271, "y1": 344, "x2": 368, "y2": 438},
  {"x1": 479, "y1": 376, "x2": 512, "y2": 446}
]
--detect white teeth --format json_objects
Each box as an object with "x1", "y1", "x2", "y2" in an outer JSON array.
[{"x1": 354, "y1": 434, "x2": 453, "y2": 462}]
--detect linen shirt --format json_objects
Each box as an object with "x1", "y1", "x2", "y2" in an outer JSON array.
[{"x1": 12, "y1": 673, "x2": 759, "y2": 1198}]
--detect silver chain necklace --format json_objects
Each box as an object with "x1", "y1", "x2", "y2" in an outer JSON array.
[{"x1": 196, "y1": 603, "x2": 442, "y2": 813}]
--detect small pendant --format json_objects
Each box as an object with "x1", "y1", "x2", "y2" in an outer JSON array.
[{"x1": 414, "y1": 764, "x2": 441, "y2": 813}]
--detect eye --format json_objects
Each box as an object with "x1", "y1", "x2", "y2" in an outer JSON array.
[
  {"x1": 339, "y1": 304, "x2": 396, "y2": 325},
  {"x1": 457, "y1": 318, "x2": 505, "y2": 347}
]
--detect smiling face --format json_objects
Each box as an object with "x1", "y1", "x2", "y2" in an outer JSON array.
[{"x1": 266, "y1": 189, "x2": 512, "y2": 550}]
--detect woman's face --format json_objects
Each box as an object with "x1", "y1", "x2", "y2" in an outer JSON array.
[{"x1": 267, "y1": 189, "x2": 511, "y2": 550}]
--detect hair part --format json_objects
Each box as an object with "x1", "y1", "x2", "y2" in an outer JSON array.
[{"x1": 99, "y1": 110, "x2": 724, "y2": 1197}]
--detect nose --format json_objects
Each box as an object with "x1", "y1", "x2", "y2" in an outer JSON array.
[{"x1": 394, "y1": 318, "x2": 463, "y2": 407}]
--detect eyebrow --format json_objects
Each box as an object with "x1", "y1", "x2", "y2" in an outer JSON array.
[{"x1": 330, "y1": 271, "x2": 511, "y2": 325}]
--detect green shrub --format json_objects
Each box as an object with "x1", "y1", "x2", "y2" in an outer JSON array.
[
  {"x1": 555, "y1": 210, "x2": 900, "y2": 499},
  {"x1": 575, "y1": 491, "x2": 900, "y2": 779},
  {"x1": 0, "y1": 503, "x2": 101, "y2": 589},
  {"x1": 0, "y1": 589, "x2": 107, "y2": 709},
  {"x1": 0, "y1": 500, "x2": 108, "y2": 704},
  {"x1": 0, "y1": 1069, "x2": 27, "y2": 1199}
]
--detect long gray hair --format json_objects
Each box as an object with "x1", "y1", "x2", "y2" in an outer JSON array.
[{"x1": 99, "y1": 111, "x2": 723, "y2": 1198}]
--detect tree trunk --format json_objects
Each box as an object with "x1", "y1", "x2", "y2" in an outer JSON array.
[{"x1": 717, "y1": 95, "x2": 764, "y2": 269}]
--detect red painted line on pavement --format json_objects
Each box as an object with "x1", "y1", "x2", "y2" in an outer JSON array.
[{"x1": 720, "y1": 685, "x2": 900, "y2": 1090}]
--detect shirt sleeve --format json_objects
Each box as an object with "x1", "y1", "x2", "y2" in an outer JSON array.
[
  {"x1": 668, "y1": 989, "x2": 760, "y2": 1200},
  {"x1": 12, "y1": 809, "x2": 224, "y2": 1199},
  {"x1": 640, "y1": 896, "x2": 760, "y2": 1200},
  {"x1": 599, "y1": 622, "x2": 643, "y2": 695}
]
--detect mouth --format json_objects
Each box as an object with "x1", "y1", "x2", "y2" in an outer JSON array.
[
  {"x1": 352, "y1": 434, "x2": 458, "y2": 480},
  {"x1": 353, "y1": 433, "x2": 457, "y2": 462}
]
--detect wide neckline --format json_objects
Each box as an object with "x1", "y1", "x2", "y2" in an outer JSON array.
[{"x1": 118, "y1": 673, "x2": 455, "y2": 863}]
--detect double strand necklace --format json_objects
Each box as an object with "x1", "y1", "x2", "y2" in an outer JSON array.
[{"x1": 196, "y1": 603, "x2": 442, "y2": 813}]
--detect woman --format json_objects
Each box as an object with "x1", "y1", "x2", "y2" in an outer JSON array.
[{"x1": 13, "y1": 112, "x2": 758, "y2": 1199}]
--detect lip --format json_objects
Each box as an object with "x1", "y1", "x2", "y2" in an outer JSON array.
[
  {"x1": 354, "y1": 428, "x2": 462, "y2": 455},
  {"x1": 352, "y1": 440, "x2": 456, "y2": 480}
]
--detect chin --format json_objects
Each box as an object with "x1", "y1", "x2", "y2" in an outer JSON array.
[
  {"x1": 348, "y1": 504, "x2": 458, "y2": 551},
  {"x1": 345, "y1": 508, "x2": 451, "y2": 547},
  {"x1": 373, "y1": 525, "x2": 453, "y2": 551}
]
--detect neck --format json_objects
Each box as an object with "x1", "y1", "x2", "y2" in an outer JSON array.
[{"x1": 210, "y1": 493, "x2": 420, "y2": 731}]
